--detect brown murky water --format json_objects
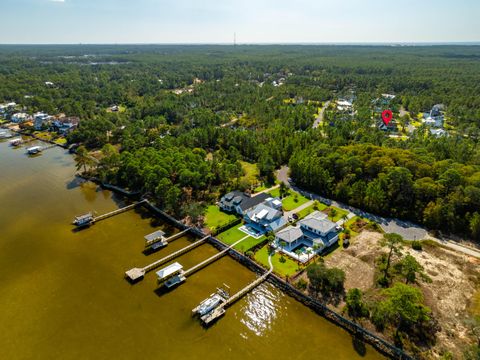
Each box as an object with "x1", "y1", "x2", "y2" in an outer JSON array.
[{"x1": 0, "y1": 138, "x2": 384, "y2": 360}]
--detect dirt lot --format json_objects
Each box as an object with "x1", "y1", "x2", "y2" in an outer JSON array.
[{"x1": 326, "y1": 231, "x2": 480, "y2": 358}]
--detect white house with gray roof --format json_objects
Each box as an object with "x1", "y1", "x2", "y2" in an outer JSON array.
[{"x1": 274, "y1": 211, "x2": 340, "y2": 263}]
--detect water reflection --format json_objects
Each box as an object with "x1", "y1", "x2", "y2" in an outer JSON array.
[{"x1": 239, "y1": 283, "x2": 280, "y2": 339}]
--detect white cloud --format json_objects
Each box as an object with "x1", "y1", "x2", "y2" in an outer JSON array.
[{"x1": 49, "y1": 0, "x2": 65, "y2": 3}]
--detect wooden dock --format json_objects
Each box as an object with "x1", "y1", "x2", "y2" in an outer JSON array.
[
  {"x1": 125, "y1": 236, "x2": 209, "y2": 281},
  {"x1": 200, "y1": 255, "x2": 273, "y2": 326},
  {"x1": 93, "y1": 200, "x2": 146, "y2": 223},
  {"x1": 183, "y1": 235, "x2": 250, "y2": 278}
]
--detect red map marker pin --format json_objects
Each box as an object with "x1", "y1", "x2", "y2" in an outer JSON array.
[{"x1": 382, "y1": 110, "x2": 393, "y2": 125}]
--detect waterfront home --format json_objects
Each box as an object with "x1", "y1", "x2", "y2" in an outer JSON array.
[
  {"x1": 219, "y1": 191, "x2": 269, "y2": 216},
  {"x1": 274, "y1": 211, "x2": 340, "y2": 263},
  {"x1": 11, "y1": 112, "x2": 31, "y2": 123},
  {"x1": 0, "y1": 102, "x2": 16, "y2": 114},
  {"x1": 52, "y1": 117, "x2": 80, "y2": 134},
  {"x1": 244, "y1": 197, "x2": 286, "y2": 233},
  {"x1": 34, "y1": 112, "x2": 52, "y2": 130}
]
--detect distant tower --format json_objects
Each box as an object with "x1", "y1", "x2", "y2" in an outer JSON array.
[{"x1": 234, "y1": 32, "x2": 237, "y2": 47}]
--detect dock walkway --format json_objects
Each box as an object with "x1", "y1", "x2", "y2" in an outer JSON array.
[
  {"x1": 183, "y1": 235, "x2": 249, "y2": 278},
  {"x1": 93, "y1": 200, "x2": 146, "y2": 222},
  {"x1": 126, "y1": 235, "x2": 209, "y2": 281}
]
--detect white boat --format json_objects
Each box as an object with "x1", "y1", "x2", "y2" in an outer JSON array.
[
  {"x1": 192, "y1": 286, "x2": 230, "y2": 317},
  {"x1": 73, "y1": 212, "x2": 94, "y2": 227},
  {"x1": 9, "y1": 138, "x2": 22, "y2": 146},
  {"x1": 26, "y1": 146, "x2": 42, "y2": 155},
  {"x1": 195, "y1": 294, "x2": 225, "y2": 316}
]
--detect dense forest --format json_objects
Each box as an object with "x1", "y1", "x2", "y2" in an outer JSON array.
[{"x1": 1, "y1": 44, "x2": 479, "y2": 240}]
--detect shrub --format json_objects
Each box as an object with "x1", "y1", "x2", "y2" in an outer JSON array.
[
  {"x1": 412, "y1": 240, "x2": 423, "y2": 251},
  {"x1": 279, "y1": 256, "x2": 286, "y2": 263},
  {"x1": 296, "y1": 279, "x2": 308, "y2": 290}
]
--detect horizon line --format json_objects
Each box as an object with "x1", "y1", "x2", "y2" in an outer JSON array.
[{"x1": 1, "y1": 41, "x2": 480, "y2": 46}]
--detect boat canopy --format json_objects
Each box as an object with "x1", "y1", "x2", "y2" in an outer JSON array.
[{"x1": 156, "y1": 262, "x2": 183, "y2": 280}]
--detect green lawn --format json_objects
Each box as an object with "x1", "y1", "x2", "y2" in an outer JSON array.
[
  {"x1": 254, "y1": 246, "x2": 301, "y2": 277},
  {"x1": 324, "y1": 206, "x2": 349, "y2": 222},
  {"x1": 217, "y1": 223, "x2": 246, "y2": 245},
  {"x1": 235, "y1": 235, "x2": 266, "y2": 253},
  {"x1": 295, "y1": 201, "x2": 328, "y2": 219},
  {"x1": 216, "y1": 224, "x2": 266, "y2": 252},
  {"x1": 240, "y1": 161, "x2": 260, "y2": 186},
  {"x1": 269, "y1": 188, "x2": 310, "y2": 211},
  {"x1": 54, "y1": 137, "x2": 67, "y2": 145},
  {"x1": 204, "y1": 205, "x2": 237, "y2": 230}
]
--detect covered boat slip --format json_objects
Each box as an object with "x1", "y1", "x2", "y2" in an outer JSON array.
[
  {"x1": 144, "y1": 230, "x2": 167, "y2": 248},
  {"x1": 156, "y1": 262, "x2": 186, "y2": 288}
]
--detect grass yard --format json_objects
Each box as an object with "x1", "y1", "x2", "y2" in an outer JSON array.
[
  {"x1": 240, "y1": 161, "x2": 260, "y2": 186},
  {"x1": 204, "y1": 205, "x2": 237, "y2": 230},
  {"x1": 254, "y1": 246, "x2": 302, "y2": 277},
  {"x1": 33, "y1": 131, "x2": 53, "y2": 141},
  {"x1": 323, "y1": 206, "x2": 349, "y2": 222},
  {"x1": 295, "y1": 201, "x2": 328, "y2": 219},
  {"x1": 216, "y1": 223, "x2": 246, "y2": 245},
  {"x1": 269, "y1": 188, "x2": 310, "y2": 211},
  {"x1": 54, "y1": 137, "x2": 67, "y2": 145},
  {"x1": 216, "y1": 224, "x2": 266, "y2": 252},
  {"x1": 282, "y1": 193, "x2": 310, "y2": 211},
  {"x1": 235, "y1": 235, "x2": 266, "y2": 253}
]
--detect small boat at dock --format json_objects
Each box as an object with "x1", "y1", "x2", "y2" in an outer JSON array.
[
  {"x1": 73, "y1": 212, "x2": 94, "y2": 227},
  {"x1": 26, "y1": 146, "x2": 42, "y2": 155},
  {"x1": 9, "y1": 138, "x2": 22, "y2": 146},
  {"x1": 192, "y1": 285, "x2": 230, "y2": 317}
]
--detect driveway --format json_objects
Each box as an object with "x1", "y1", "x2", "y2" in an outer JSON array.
[
  {"x1": 313, "y1": 101, "x2": 330, "y2": 129},
  {"x1": 275, "y1": 166, "x2": 480, "y2": 259}
]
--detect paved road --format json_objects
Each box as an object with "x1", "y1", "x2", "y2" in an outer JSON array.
[
  {"x1": 313, "y1": 101, "x2": 330, "y2": 128},
  {"x1": 275, "y1": 167, "x2": 480, "y2": 259},
  {"x1": 283, "y1": 199, "x2": 314, "y2": 222},
  {"x1": 252, "y1": 184, "x2": 279, "y2": 197}
]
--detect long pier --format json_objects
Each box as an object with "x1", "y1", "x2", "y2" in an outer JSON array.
[
  {"x1": 183, "y1": 235, "x2": 247, "y2": 277},
  {"x1": 93, "y1": 200, "x2": 146, "y2": 222},
  {"x1": 125, "y1": 236, "x2": 209, "y2": 281},
  {"x1": 200, "y1": 255, "x2": 273, "y2": 325}
]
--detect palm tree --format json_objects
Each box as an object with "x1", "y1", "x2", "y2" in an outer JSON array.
[{"x1": 74, "y1": 146, "x2": 94, "y2": 175}]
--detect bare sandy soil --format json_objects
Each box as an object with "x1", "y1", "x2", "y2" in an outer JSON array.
[{"x1": 326, "y1": 231, "x2": 480, "y2": 358}]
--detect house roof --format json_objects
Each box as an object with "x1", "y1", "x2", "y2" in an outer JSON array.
[
  {"x1": 301, "y1": 211, "x2": 337, "y2": 234},
  {"x1": 246, "y1": 202, "x2": 283, "y2": 222},
  {"x1": 220, "y1": 191, "x2": 270, "y2": 212},
  {"x1": 276, "y1": 226, "x2": 304, "y2": 243}
]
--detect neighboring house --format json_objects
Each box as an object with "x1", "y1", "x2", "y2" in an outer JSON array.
[
  {"x1": 219, "y1": 191, "x2": 270, "y2": 216},
  {"x1": 52, "y1": 117, "x2": 80, "y2": 134},
  {"x1": 378, "y1": 119, "x2": 398, "y2": 132},
  {"x1": 422, "y1": 104, "x2": 445, "y2": 128},
  {"x1": 274, "y1": 211, "x2": 340, "y2": 263},
  {"x1": 336, "y1": 99, "x2": 353, "y2": 112},
  {"x1": 244, "y1": 197, "x2": 286, "y2": 233},
  {"x1": 11, "y1": 112, "x2": 31, "y2": 123},
  {"x1": 430, "y1": 128, "x2": 448, "y2": 137},
  {"x1": 34, "y1": 112, "x2": 51, "y2": 130}
]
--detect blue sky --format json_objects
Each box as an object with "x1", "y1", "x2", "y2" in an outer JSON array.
[{"x1": 1, "y1": 0, "x2": 479, "y2": 44}]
